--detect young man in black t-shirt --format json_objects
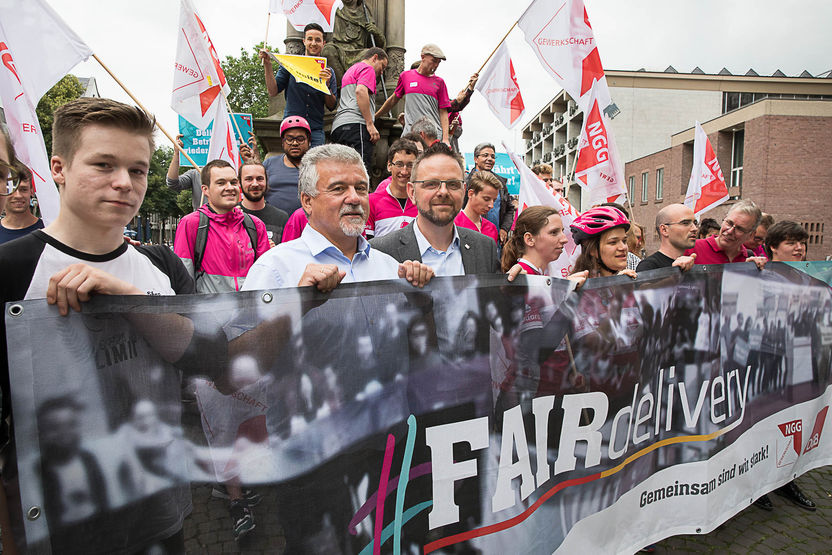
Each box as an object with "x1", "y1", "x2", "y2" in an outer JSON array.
[
  {"x1": 239, "y1": 161, "x2": 288, "y2": 246},
  {"x1": 636, "y1": 203, "x2": 698, "y2": 272},
  {"x1": 0, "y1": 98, "x2": 222, "y2": 554}
]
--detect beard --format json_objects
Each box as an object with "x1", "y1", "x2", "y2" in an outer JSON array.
[
  {"x1": 338, "y1": 203, "x2": 367, "y2": 237},
  {"x1": 419, "y1": 203, "x2": 457, "y2": 227},
  {"x1": 242, "y1": 188, "x2": 264, "y2": 203}
]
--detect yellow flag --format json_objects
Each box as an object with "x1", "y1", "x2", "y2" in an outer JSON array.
[{"x1": 270, "y1": 53, "x2": 331, "y2": 95}]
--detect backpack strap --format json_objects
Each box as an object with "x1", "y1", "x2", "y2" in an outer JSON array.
[
  {"x1": 193, "y1": 211, "x2": 210, "y2": 279},
  {"x1": 242, "y1": 213, "x2": 260, "y2": 262}
]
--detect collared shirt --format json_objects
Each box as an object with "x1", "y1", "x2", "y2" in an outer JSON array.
[
  {"x1": 242, "y1": 224, "x2": 401, "y2": 290},
  {"x1": 275, "y1": 66, "x2": 337, "y2": 132},
  {"x1": 412, "y1": 221, "x2": 464, "y2": 277},
  {"x1": 685, "y1": 235, "x2": 749, "y2": 265}
]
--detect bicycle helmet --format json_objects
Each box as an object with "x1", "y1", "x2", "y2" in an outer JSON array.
[
  {"x1": 569, "y1": 206, "x2": 630, "y2": 245},
  {"x1": 280, "y1": 115, "x2": 311, "y2": 136}
]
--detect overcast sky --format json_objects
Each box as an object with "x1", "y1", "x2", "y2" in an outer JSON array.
[{"x1": 47, "y1": 0, "x2": 832, "y2": 155}]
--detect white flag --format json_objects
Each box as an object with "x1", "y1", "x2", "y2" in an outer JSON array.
[
  {"x1": 270, "y1": 0, "x2": 344, "y2": 33},
  {"x1": 171, "y1": 0, "x2": 231, "y2": 129},
  {"x1": 0, "y1": 0, "x2": 92, "y2": 224},
  {"x1": 684, "y1": 121, "x2": 729, "y2": 217},
  {"x1": 475, "y1": 43, "x2": 526, "y2": 129},
  {"x1": 574, "y1": 83, "x2": 627, "y2": 206},
  {"x1": 206, "y1": 100, "x2": 240, "y2": 168},
  {"x1": 518, "y1": 0, "x2": 611, "y2": 113},
  {"x1": 505, "y1": 144, "x2": 581, "y2": 278}
]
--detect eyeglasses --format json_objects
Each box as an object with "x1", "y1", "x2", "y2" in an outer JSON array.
[
  {"x1": 663, "y1": 219, "x2": 697, "y2": 228},
  {"x1": 477, "y1": 153, "x2": 496, "y2": 159},
  {"x1": 391, "y1": 161, "x2": 413, "y2": 170},
  {"x1": 0, "y1": 162, "x2": 20, "y2": 196},
  {"x1": 412, "y1": 179, "x2": 465, "y2": 192},
  {"x1": 722, "y1": 218, "x2": 752, "y2": 235},
  {"x1": 283, "y1": 135, "x2": 308, "y2": 145}
]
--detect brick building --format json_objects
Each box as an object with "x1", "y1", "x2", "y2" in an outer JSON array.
[{"x1": 522, "y1": 68, "x2": 832, "y2": 260}]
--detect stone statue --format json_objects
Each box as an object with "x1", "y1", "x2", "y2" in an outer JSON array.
[{"x1": 322, "y1": 0, "x2": 386, "y2": 84}]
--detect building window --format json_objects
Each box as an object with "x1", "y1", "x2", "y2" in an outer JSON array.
[
  {"x1": 629, "y1": 176, "x2": 635, "y2": 201},
  {"x1": 656, "y1": 168, "x2": 664, "y2": 200},
  {"x1": 641, "y1": 172, "x2": 649, "y2": 202},
  {"x1": 731, "y1": 129, "x2": 744, "y2": 193}
]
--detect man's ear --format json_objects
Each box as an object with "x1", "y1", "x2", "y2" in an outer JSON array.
[
  {"x1": 300, "y1": 192, "x2": 313, "y2": 216},
  {"x1": 51, "y1": 155, "x2": 66, "y2": 187},
  {"x1": 406, "y1": 182, "x2": 415, "y2": 203}
]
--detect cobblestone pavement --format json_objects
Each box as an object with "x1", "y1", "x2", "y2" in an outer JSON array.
[{"x1": 181, "y1": 465, "x2": 831, "y2": 554}]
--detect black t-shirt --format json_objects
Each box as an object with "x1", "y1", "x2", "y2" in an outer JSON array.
[
  {"x1": 241, "y1": 203, "x2": 289, "y2": 244},
  {"x1": 636, "y1": 251, "x2": 675, "y2": 272},
  {"x1": 0, "y1": 219, "x2": 44, "y2": 245}
]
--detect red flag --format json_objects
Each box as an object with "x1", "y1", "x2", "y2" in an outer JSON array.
[
  {"x1": 684, "y1": 122, "x2": 729, "y2": 217},
  {"x1": 518, "y1": 0, "x2": 611, "y2": 112}
]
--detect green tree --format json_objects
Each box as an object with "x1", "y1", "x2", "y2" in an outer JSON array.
[
  {"x1": 222, "y1": 42, "x2": 276, "y2": 119},
  {"x1": 139, "y1": 146, "x2": 186, "y2": 242},
  {"x1": 36, "y1": 74, "x2": 85, "y2": 157}
]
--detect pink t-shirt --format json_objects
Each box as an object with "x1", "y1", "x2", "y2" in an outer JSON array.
[
  {"x1": 685, "y1": 235, "x2": 749, "y2": 264},
  {"x1": 454, "y1": 211, "x2": 499, "y2": 244},
  {"x1": 365, "y1": 185, "x2": 417, "y2": 238},
  {"x1": 394, "y1": 69, "x2": 451, "y2": 136},
  {"x1": 281, "y1": 208, "x2": 308, "y2": 243}
]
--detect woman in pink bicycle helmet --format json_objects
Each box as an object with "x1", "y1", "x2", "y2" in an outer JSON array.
[{"x1": 571, "y1": 206, "x2": 635, "y2": 278}]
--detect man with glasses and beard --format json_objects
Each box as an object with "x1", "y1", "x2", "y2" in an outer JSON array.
[
  {"x1": 685, "y1": 199, "x2": 767, "y2": 270},
  {"x1": 238, "y1": 162, "x2": 289, "y2": 246}
]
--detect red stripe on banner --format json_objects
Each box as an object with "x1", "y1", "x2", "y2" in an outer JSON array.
[{"x1": 423, "y1": 471, "x2": 603, "y2": 553}]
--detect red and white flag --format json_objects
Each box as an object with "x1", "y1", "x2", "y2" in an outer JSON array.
[
  {"x1": 505, "y1": 144, "x2": 581, "y2": 278},
  {"x1": 206, "y1": 99, "x2": 240, "y2": 168},
  {"x1": 684, "y1": 121, "x2": 729, "y2": 217},
  {"x1": 518, "y1": 0, "x2": 611, "y2": 113},
  {"x1": 574, "y1": 83, "x2": 627, "y2": 206},
  {"x1": 475, "y1": 43, "x2": 525, "y2": 129},
  {"x1": 171, "y1": 0, "x2": 230, "y2": 129},
  {"x1": 270, "y1": 0, "x2": 343, "y2": 32},
  {"x1": 0, "y1": 0, "x2": 92, "y2": 224}
]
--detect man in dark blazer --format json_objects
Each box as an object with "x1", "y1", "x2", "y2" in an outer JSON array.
[{"x1": 370, "y1": 143, "x2": 498, "y2": 275}]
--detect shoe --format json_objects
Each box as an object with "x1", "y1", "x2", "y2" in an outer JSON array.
[
  {"x1": 753, "y1": 494, "x2": 773, "y2": 511},
  {"x1": 230, "y1": 500, "x2": 255, "y2": 540},
  {"x1": 775, "y1": 481, "x2": 816, "y2": 511},
  {"x1": 212, "y1": 486, "x2": 263, "y2": 507}
]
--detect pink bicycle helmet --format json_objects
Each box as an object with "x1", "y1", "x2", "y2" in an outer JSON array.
[
  {"x1": 570, "y1": 206, "x2": 630, "y2": 245},
  {"x1": 280, "y1": 116, "x2": 311, "y2": 136}
]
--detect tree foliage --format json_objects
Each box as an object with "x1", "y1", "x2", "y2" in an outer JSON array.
[
  {"x1": 36, "y1": 75, "x2": 85, "y2": 157},
  {"x1": 222, "y1": 42, "x2": 276, "y2": 119},
  {"x1": 140, "y1": 146, "x2": 184, "y2": 221}
]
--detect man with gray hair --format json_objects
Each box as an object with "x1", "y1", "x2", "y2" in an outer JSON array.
[
  {"x1": 410, "y1": 116, "x2": 439, "y2": 148},
  {"x1": 466, "y1": 142, "x2": 514, "y2": 244},
  {"x1": 684, "y1": 199, "x2": 767, "y2": 269},
  {"x1": 242, "y1": 144, "x2": 434, "y2": 292}
]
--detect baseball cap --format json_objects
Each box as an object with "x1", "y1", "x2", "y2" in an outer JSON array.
[{"x1": 420, "y1": 44, "x2": 446, "y2": 60}]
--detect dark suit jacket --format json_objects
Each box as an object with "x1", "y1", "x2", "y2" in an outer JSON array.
[{"x1": 370, "y1": 222, "x2": 498, "y2": 274}]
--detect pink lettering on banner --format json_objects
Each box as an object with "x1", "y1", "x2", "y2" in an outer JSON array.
[
  {"x1": 287, "y1": 0, "x2": 304, "y2": 15},
  {"x1": 20, "y1": 123, "x2": 38, "y2": 135},
  {"x1": 174, "y1": 62, "x2": 200, "y2": 79},
  {"x1": 536, "y1": 36, "x2": 594, "y2": 47}
]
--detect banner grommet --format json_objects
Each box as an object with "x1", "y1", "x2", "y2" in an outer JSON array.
[
  {"x1": 8, "y1": 304, "x2": 22, "y2": 317},
  {"x1": 261, "y1": 292, "x2": 273, "y2": 304},
  {"x1": 26, "y1": 506, "x2": 40, "y2": 521}
]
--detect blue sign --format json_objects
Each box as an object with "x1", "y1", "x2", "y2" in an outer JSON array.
[
  {"x1": 178, "y1": 113, "x2": 253, "y2": 167},
  {"x1": 464, "y1": 152, "x2": 520, "y2": 195}
]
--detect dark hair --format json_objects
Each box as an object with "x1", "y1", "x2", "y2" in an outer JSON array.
[
  {"x1": 401, "y1": 132, "x2": 426, "y2": 149},
  {"x1": 698, "y1": 217, "x2": 720, "y2": 238},
  {"x1": 411, "y1": 142, "x2": 464, "y2": 182},
  {"x1": 0, "y1": 123, "x2": 15, "y2": 163},
  {"x1": 501, "y1": 206, "x2": 558, "y2": 272},
  {"x1": 386, "y1": 139, "x2": 419, "y2": 163},
  {"x1": 201, "y1": 159, "x2": 235, "y2": 186},
  {"x1": 362, "y1": 47, "x2": 387, "y2": 61},
  {"x1": 239, "y1": 161, "x2": 268, "y2": 184},
  {"x1": 572, "y1": 235, "x2": 604, "y2": 277},
  {"x1": 759, "y1": 213, "x2": 775, "y2": 230},
  {"x1": 303, "y1": 23, "x2": 325, "y2": 37},
  {"x1": 764, "y1": 220, "x2": 808, "y2": 258},
  {"x1": 52, "y1": 97, "x2": 155, "y2": 164},
  {"x1": 14, "y1": 161, "x2": 32, "y2": 184}
]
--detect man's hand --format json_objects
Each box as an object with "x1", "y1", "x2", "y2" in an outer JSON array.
[
  {"x1": 259, "y1": 49, "x2": 272, "y2": 67},
  {"x1": 506, "y1": 263, "x2": 525, "y2": 282},
  {"x1": 47, "y1": 264, "x2": 143, "y2": 316},
  {"x1": 499, "y1": 229, "x2": 508, "y2": 244},
  {"x1": 398, "y1": 261, "x2": 434, "y2": 288},
  {"x1": 566, "y1": 270, "x2": 589, "y2": 289},
  {"x1": 367, "y1": 122, "x2": 380, "y2": 144},
  {"x1": 298, "y1": 263, "x2": 345, "y2": 292},
  {"x1": 467, "y1": 73, "x2": 479, "y2": 90},
  {"x1": 746, "y1": 256, "x2": 767, "y2": 270},
  {"x1": 175, "y1": 133, "x2": 185, "y2": 149},
  {"x1": 239, "y1": 142, "x2": 255, "y2": 163},
  {"x1": 320, "y1": 67, "x2": 333, "y2": 81},
  {"x1": 672, "y1": 253, "x2": 696, "y2": 271}
]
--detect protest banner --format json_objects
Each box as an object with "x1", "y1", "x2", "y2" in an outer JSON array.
[
  {"x1": 684, "y1": 121, "x2": 729, "y2": 217},
  {"x1": 0, "y1": 0, "x2": 92, "y2": 224},
  {"x1": 178, "y1": 113, "x2": 252, "y2": 167},
  {"x1": 463, "y1": 152, "x2": 520, "y2": 195},
  {"x1": 269, "y1": 52, "x2": 331, "y2": 95},
  {"x1": 6, "y1": 263, "x2": 832, "y2": 553},
  {"x1": 475, "y1": 43, "x2": 525, "y2": 129}
]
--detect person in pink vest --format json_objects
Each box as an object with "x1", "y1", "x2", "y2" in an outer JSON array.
[
  {"x1": 455, "y1": 171, "x2": 500, "y2": 244},
  {"x1": 365, "y1": 139, "x2": 420, "y2": 238}
]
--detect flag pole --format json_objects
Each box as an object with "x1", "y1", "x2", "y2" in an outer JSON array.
[
  {"x1": 92, "y1": 54, "x2": 202, "y2": 171},
  {"x1": 222, "y1": 93, "x2": 247, "y2": 149},
  {"x1": 264, "y1": 12, "x2": 271, "y2": 48},
  {"x1": 476, "y1": 20, "x2": 518, "y2": 75}
]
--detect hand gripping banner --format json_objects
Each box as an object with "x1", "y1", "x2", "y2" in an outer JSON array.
[{"x1": 5, "y1": 264, "x2": 832, "y2": 553}]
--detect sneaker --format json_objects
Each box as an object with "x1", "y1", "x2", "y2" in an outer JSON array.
[
  {"x1": 230, "y1": 500, "x2": 255, "y2": 540},
  {"x1": 775, "y1": 481, "x2": 816, "y2": 511},
  {"x1": 212, "y1": 485, "x2": 263, "y2": 507}
]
